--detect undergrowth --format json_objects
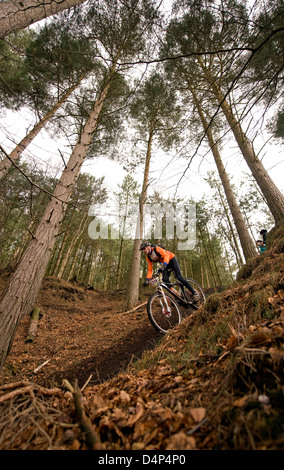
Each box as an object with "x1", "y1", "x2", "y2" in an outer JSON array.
[{"x1": 130, "y1": 221, "x2": 284, "y2": 449}]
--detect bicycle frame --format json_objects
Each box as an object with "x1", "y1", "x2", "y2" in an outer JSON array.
[{"x1": 149, "y1": 272, "x2": 197, "y2": 309}]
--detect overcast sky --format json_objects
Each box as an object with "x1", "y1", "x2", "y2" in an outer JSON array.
[{"x1": 1, "y1": 104, "x2": 283, "y2": 206}]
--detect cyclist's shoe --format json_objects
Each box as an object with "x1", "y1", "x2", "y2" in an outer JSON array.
[{"x1": 191, "y1": 290, "x2": 200, "y2": 303}]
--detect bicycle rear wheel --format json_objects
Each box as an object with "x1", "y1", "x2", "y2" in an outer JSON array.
[
  {"x1": 147, "y1": 291, "x2": 182, "y2": 334},
  {"x1": 180, "y1": 279, "x2": 206, "y2": 314}
]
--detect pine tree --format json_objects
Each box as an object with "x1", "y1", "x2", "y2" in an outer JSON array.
[
  {"x1": 0, "y1": 22, "x2": 95, "y2": 179},
  {"x1": 164, "y1": 0, "x2": 284, "y2": 222},
  {"x1": 0, "y1": 0, "x2": 159, "y2": 365}
]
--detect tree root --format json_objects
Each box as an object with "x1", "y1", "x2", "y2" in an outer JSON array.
[
  {"x1": 0, "y1": 380, "x2": 61, "y2": 404},
  {"x1": 63, "y1": 379, "x2": 103, "y2": 449},
  {"x1": 0, "y1": 381, "x2": 68, "y2": 450}
]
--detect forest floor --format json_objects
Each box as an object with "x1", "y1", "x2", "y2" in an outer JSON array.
[
  {"x1": 0, "y1": 274, "x2": 162, "y2": 389},
  {"x1": 0, "y1": 222, "x2": 283, "y2": 451}
]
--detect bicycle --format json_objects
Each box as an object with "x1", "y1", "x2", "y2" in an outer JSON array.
[{"x1": 147, "y1": 270, "x2": 206, "y2": 334}]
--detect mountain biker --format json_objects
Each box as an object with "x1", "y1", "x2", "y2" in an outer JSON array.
[
  {"x1": 256, "y1": 229, "x2": 267, "y2": 253},
  {"x1": 140, "y1": 241, "x2": 200, "y2": 302},
  {"x1": 256, "y1": 240, "x2": 266, "y2": 253},
  {"x1": 260, "y1": 229, "x2": 267, "y2": 245}
]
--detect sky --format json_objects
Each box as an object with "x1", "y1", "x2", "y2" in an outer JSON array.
[{"x1": 1, "y1": 104, "x2": 283, "y2": 206}]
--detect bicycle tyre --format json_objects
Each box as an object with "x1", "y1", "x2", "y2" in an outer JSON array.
[
  {"x1": 180, "y1": 278, "x2": 206, "y2": 313},
  {"x1": 147, "y1": 291, "x2": 182, "y2": 334}
]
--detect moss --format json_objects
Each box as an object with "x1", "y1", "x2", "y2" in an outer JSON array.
[
  {"x1": 250, "y1": 286, "x2": 276, "y2": 320},
  {"x1": 180, "y1": 319, "x2": 230, "y2": 359},
  {"x1": 203, "y1": 292, "x2": 223, "y2": 314}
]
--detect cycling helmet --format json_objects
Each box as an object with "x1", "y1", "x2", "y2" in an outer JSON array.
[{"x1": 139, "y1": 241, "x2": 151, "y2": 250}]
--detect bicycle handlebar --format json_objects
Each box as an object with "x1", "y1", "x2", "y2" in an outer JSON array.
[{"x1": 153, "y1": 270, "x2": 161, "y2": 278}]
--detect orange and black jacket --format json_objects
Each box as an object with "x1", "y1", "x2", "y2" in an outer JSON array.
[{"x1": 146, "y1": 245, "x2": 175, "y2": 279}]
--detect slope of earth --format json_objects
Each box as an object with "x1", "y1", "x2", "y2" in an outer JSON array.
[{"x1": 0, "y1": 221, "x2": 283, "y2": 450}]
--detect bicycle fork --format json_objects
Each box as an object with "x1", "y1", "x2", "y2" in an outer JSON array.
[{"x1": 158, "y1": 288, "x2": 172, "y2": 317}]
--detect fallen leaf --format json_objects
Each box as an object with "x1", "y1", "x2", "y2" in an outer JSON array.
[
  {"x1": 226, "y1": 335, "x2": 238, "y2": 349},
  {"x1": 174, "y1": 376, "x2": 183, "y2": 383},
  {"x1": 137, "y1": 378, "x2": 148, "y2": 392},
  {"x1": 278, "y1": 289, "x2": 284, "y2": 299},
  {"x1": 234, "y1": 395, "x2": 249, "y2": 408},
  {"x1": 120, "y1": 390, "x2": 131, "y2": 402},
  {"x1": 272, "y1": 326, "x2": 284, "y2": 338},
  {"x1": 249, "y1": 325, "x2": 257, "y2": 332},
  {"x1": 165, "y1": 431, "x2": 196, "y2": 450},
  {"x1": 190, "y1": 407, "x2": 206, "y2": 422},
  {"x1": 133, "y1": 419, "x2": 157, "y2": 441},
  {"x1": 71, "y1": 439, "x2": 81, "y2": 450},
  {"x1": 132, "y1": 442, "x2": 145, "y2": 450},
  {"x1": 127, "y1": 403, "x2": 144, "y2": 426},
  {"x1": 268, "y1": 347, "x2": 284, "y2": 361},
  {"x1": 111, "y1": 407, "x2": 126, "y2": 422}
]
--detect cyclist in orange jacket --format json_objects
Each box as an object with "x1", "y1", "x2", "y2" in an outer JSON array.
[{"x1": 140, "y1": 241, "x2": 200, "y2": 302}]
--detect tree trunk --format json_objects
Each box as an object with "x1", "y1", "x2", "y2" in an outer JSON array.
[
  {"x1": 205, "y1": 223, "x2": 223, "y2": 286},
  {"x1": 50, "y1": 207, "x2": 76, "y2": 276},
  {"x1": 216, "y1": 186, "x2": 245, "y2": 266},
  {"x1": 200, "y1": 62, "x2": 284, "y2": 223},
  {"x1": 0, "y1": 75, "x2": 86, "y2": 180},
  {"x1": 190, "y1": 87, "x2": 257, "y2": 261},
  {"x1": 87, "y1": 244, "x2": 99, "y2": 286},
  {"x1": 197, "y1": 224, "x2": 218, "y2": 288},
  {"x1": 116, "y1": 238, "x2": 124, "y2": 289},
  {"x1": 57, "y1": 214, "x2": 88, "y2": 279},
  {"x1": 116, "y1": 194, "x2": 130, "y2": 289},
  {"x1": 0, "y1": 72, "x2": 113, "y2": 366},
  {"x1": 126, "y1": 130, "x2": 153, "y2": 309},
  {"x1": 77, "y1": 242, "x2": 89, "y2": 281},
  {"x1": 0, "y1": 0, "x2": 87, "y2": 38},
  {"x1": 67, "y1": 239, "x2": 82, "y2": 281}
]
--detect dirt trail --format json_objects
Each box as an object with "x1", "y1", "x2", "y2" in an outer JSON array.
[{"x1": 0, "y1": 274, "x2": 162, "y2": 387}]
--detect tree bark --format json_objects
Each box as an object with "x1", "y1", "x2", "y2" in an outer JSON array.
[
  {"x1": 204, "y1": 223, "x2": 223, "y2": 286},
  {"x1": 0, "y1": 70, "x2": 113, "y2": 366},
  {"x1": 0, "y1": 0, "x2": 87, "y2": 38},
  {"x1": 49, "y1": 207, "x2": 76, "y2": 276}
]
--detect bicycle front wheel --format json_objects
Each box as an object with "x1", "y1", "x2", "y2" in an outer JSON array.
[{"x1": 147, "y1": 291, "x2": 182, "y2": 334}]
